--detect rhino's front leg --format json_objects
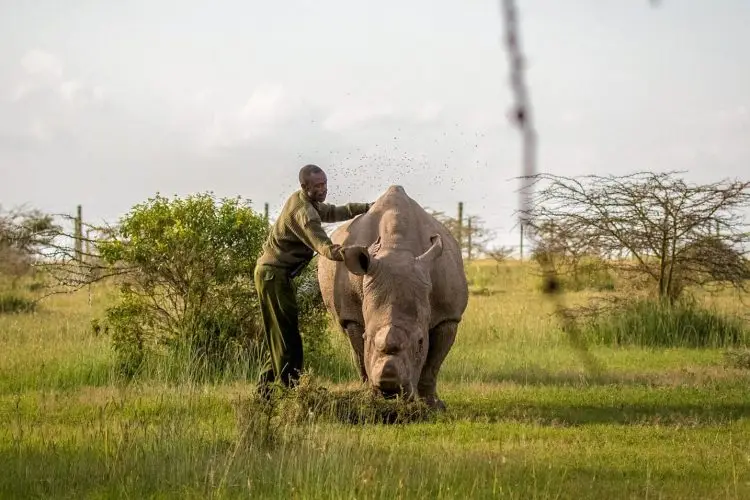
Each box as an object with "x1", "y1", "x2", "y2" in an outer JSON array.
[
  {"x1": 344, "y1": 322, "x2": 368, "y2": 383},
  {"x1": 417, "y1": 320, "x2": 458, "y2": 410}
]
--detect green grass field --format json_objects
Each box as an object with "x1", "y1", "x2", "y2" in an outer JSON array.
[{"x1": 1, "y1": 260, "x2": 749, "y2": 499}]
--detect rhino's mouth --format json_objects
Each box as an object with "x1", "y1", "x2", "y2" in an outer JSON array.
[
  {"x1": 370, "y1": 355, "x2": 416, "y2": 400},
  {"x1": 376, "y1": 380, "x2": 406, "y2": 399}
]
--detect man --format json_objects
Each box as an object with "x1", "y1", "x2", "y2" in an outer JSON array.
[{"x1": 254, "y1": 164, "x2": 372, "y2": 398}]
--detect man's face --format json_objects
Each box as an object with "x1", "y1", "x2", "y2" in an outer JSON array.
[{"x1": 303, "y1": 171, "x2": 328, "y2": 203}]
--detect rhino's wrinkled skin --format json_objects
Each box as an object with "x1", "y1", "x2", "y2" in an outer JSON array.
[{"x1": 318, "y1": 185, "x2": 469, "y2": 409}]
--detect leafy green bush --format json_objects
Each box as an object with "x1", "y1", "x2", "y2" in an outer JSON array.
[
  {"x1": 96, "y1": 193, "x2": 270, "y2": 379},
  {"x1": 582, "y1": 298, "x2": 747, "y2": 348},
  {"x1": 0, "y1": 293, "x2": 36, "y2": 314}
]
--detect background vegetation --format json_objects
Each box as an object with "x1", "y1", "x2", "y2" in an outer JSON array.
[{"x1": 1, "y1": 172, "x2": 749, "y2": 498}]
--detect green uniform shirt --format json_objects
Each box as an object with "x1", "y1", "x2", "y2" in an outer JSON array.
[{"x1": 256, "y1": 190, "x2": 370, "y2": 274}]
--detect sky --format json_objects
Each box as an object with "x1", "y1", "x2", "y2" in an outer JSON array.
[{"x1": 1, "y1": 0, "x2": 748, "y2": 250}]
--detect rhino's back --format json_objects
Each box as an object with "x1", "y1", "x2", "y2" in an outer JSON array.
[{"x1": 317, "y1": 185, "x2": 468, "y2": 330}]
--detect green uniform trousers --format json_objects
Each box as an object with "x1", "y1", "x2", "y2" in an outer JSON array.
[{"x1": 254, "y1": 264, "x2": 303, "y2": 390}]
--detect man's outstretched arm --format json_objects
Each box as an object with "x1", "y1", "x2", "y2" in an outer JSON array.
[
  {"x1": 291, "y1": 209, "x2": 344, "y2": 261},
  {"x1": 317, "y1": 202, "x2": 373, "y2": 223}
]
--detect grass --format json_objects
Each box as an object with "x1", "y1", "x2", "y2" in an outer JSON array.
[
  {"x1": 582, "y1": 297, "x2": 749, "y2": 348},
  {"x1": 1, "y1": 260, "x2": 749, "y2": 498}
]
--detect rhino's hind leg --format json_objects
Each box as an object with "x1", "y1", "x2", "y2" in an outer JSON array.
[
  {"x1": 344, "y1": 322, "x2": 368, "y2": 382},
  {"x1": 418, "y1": 320, "x2": 458, "y2": 410}
]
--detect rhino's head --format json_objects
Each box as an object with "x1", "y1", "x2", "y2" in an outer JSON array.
[{"x1": 342, "y1": 234, "x2": 443, "y2": 399}]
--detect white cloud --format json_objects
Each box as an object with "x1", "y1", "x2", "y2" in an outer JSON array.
[
  {"x1": 59, "y1": 80, "x2": 82, "y2": 101},
  {"x1": 10, "y1": 49, "x2": 104, "y2": 105},
  {"x1": 715, "y1": 105, "x2": 749, "y2": 126},
  {"x1": 239, "y1": 85, "x2": 285, "y2": 122},
  {"x1": 21, "y1": 49, "x2": 63, "y2": 79},
  {"x1": 198, "y1": 84, "x2": 303, "y2": 151},
  {"x1": 1, "y1": 49, "x2": 106, "y2": 147}
]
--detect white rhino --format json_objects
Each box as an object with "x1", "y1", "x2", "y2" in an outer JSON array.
[{"x1": 317, "y1": 185, "x2": 469, "y2": 409}]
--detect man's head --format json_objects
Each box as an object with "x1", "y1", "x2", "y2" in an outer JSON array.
[{"x1": 299, "y1": 164, "x2": 327, "y2": 203}]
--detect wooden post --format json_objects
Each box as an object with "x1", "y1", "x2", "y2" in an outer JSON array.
[
  {"x1": 520, "y1": 222, "x2": 524, "y2": 261},
  {"x1": 264, "y1": 202, "x2": 269, "y2": 222},
  {"x1": 86, "y1": 229, "x2": 92, "y2": 306},
  {"x1": 467, "y1": 216, "x2": 473, "y2": 261},
  {"x1": 75, "y1": 205, "x2": 83, "y2": 262},
  {"x1": 457, "y1": 202, "x2": 464, "y2": 257}
]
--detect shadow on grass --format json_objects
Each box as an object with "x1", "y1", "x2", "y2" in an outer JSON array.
[
  {"x1": 2, "y1": 428, "x2": 746, "y2": 500},
  {"x1": 443, "y1": 364, "x2": 749, "y2": 388},
  {"x1": 445, "y1": 398, "x2": 750, "y2": 427}
]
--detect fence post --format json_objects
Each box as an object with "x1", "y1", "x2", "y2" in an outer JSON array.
[
  {"x1": 74, "y1": 205, "x2": 83, "y2": 262},
  {"x1": 520, "y1": 222, "x2": 524, "y2": 261},
  {"x1": 467, "y1": 216, "x2": 472, "y2": 261},
  {"x1": 264, "y1": 202, "x2": 269, "y2": 223},
  {"x1": 457, "y1": 202, "x2": 464, "y2": 257},
  {"x1": 86, "y1": 228, "x2": 92, "y2": 306}
]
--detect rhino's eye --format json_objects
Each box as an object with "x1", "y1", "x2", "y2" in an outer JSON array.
[{"x1": 418, "y1": 338, "x2": 424, "y2": 350}]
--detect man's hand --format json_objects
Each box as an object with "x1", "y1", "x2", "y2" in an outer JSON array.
[{"x1": 330, "y1": 243, "x2": 345, "y2": 261}]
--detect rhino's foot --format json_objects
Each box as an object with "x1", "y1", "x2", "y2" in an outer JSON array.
[{"x1": 421, "y1": 394, "x2": 447, "y2": 412}]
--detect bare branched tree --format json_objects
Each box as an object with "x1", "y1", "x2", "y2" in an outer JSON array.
[
  {"x1": 428, "y1": 209, "x2": 495, "y2": 260},
  {"x1": 486, "y1": 245, "x2": 514, "y2": 264},
  {"x1": 0, "y1": 205, "x2": 62, "y2": 288},
  {"x1": 24, "y1": 213, "x2": 133, "y2": 298},
  {"x1": 519, "y1": 171, "x2": 750, "y2": 302}
]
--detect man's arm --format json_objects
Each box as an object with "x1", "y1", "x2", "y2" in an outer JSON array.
[
  {"x1": 291, "y1": 209, "x2": 344, "y2": 261},
  {"x1": 317, "y1": 202, "x2": 372, "y2": 223}
]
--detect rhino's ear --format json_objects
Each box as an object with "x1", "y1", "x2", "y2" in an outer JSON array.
[
  {"x1": 342, "y1": 245, "x2": 375, "y2": 276},
  {"x1": 416, "y1": 234, "x2": 443, "y2": 264}
]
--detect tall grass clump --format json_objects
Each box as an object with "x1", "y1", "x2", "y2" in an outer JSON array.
[
  {"x1": 583, "y1": 297, "x2": 748, "y2": 348},
  {"x1": 0, "y1": 292, "x2": 37, "y2": 314}
]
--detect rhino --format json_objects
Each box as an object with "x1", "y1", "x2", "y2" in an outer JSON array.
[{"x1": 317, "y1": 185, "x2": 469, "y2": 409}]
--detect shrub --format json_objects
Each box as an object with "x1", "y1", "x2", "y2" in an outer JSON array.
[
  {"x1": 96, "y1": 193, "x2": 270, "y2": 380},
  {"x1": 582, "y1": 298, "x2": 748, "y2": 348},
  {"x1": 0, "y1": 293, "x2": 37, "y2": 314}
]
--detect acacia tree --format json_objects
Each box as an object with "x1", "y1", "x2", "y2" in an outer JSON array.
[
  {"x1": 520, "y1": 171, "x2": 750, "y2": 302},
  {"x1": 428, "y1": 209, "x2": 494, "y2": 260}
]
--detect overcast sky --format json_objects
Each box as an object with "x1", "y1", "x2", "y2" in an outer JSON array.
[{"x1": 1, "y1": 0, "x2": 748, "y2": 248}]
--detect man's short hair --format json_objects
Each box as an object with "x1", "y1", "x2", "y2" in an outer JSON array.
[{"x1": 299, "y1": 164, "x2": 324, "y2": 185}]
